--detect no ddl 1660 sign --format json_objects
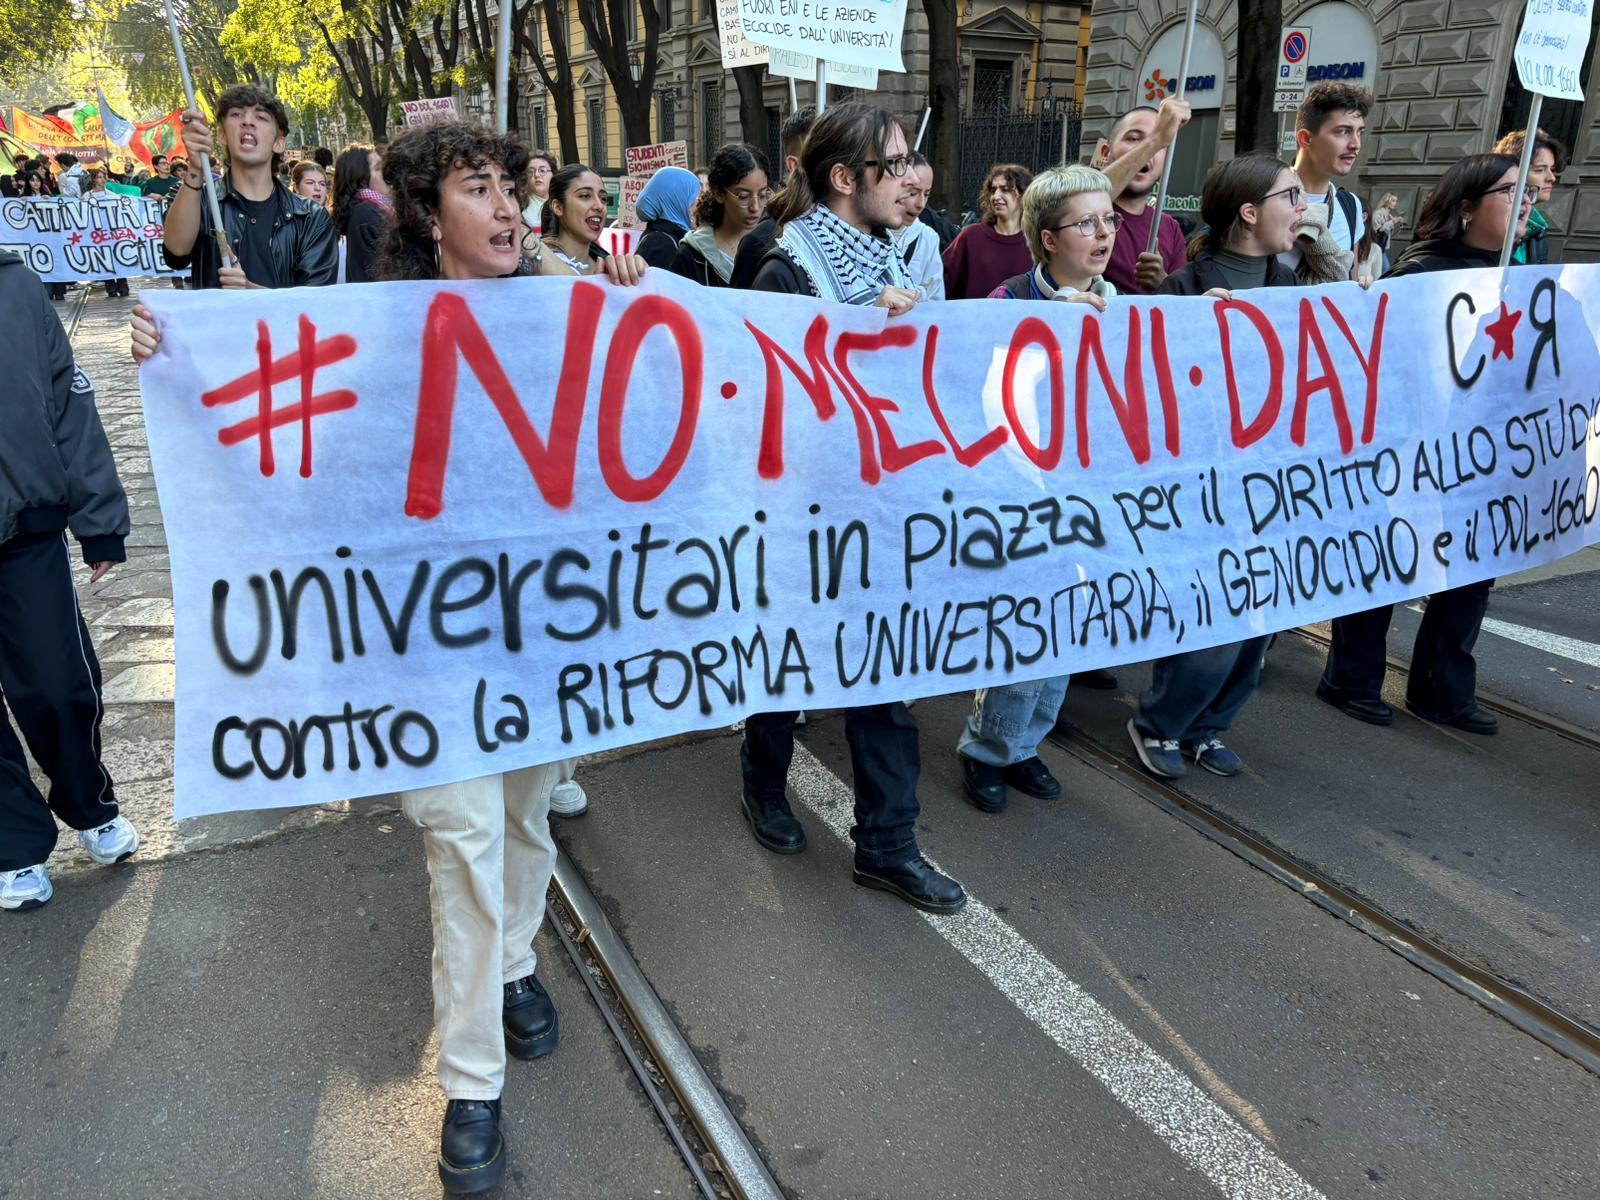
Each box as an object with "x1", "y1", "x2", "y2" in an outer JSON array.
[{"x1": 136, "y1": 270, "x2": 1600, "y2": 818}]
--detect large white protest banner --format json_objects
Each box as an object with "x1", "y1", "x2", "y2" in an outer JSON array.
[
  {"x1": 1, "y1": 195, "x2": 181, "y2": 282},
  {"x1": 737, "y1": 0, "x2": 908, "y2": 73},
  {"x1": 1515, "y1": 0, "x2": 1594, "y2": 101},
  {"x1": 138, "y1": 269, "x2": 1600, "y2": 818}
]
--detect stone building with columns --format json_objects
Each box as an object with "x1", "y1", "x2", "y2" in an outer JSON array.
[
  {"x1": 1082, "y1": 0, "x2": 1600, "y2": 260},
  {"x1": 505, "y1": 0, "x2": 1088, "y2": 210}
]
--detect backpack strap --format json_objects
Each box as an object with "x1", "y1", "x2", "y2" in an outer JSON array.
[{"x1": 1334, "y1": 186, "x2": 1359, "y2": 245}]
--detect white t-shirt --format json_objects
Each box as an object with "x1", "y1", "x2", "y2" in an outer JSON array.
[
  {"x1": 1278, "y1": 185, "x2": 1364, "y2": 275},
  {"x1": 57, "y1": 164, "x2": 85, "y2": 199}
]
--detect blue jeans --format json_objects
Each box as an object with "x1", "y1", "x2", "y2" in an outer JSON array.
[
  {"x1": 957, "y1": 676, "x2": 1069, "y2": 766},
  {"x1": 1135, "y1": 637, "x2": 1270, "y2": 743}
]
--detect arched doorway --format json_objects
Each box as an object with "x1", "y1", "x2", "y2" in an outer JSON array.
[{"x1": 1136, "y1": 20, "x2": 1226, "y2": 201}]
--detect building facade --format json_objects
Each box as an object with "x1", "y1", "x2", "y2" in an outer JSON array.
[
  {"x1": 509, "y1": 0, "x2": 1088, "y2": 207},
  {"x1": 1082, "y1": 0, "x2": 1600, "y2": 259}
]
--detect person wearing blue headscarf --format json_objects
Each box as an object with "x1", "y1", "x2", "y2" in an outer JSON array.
[{"x1": 634, "y1": 166, "x2": 701, "y2": 268}]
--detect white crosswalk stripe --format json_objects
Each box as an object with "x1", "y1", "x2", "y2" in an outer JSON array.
[{"x1": 788, "y1": 744, "x2": 1327, "y2": 1200}]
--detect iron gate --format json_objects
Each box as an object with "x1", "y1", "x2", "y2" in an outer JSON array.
[{"x1": 958, "y1": 101, "x2": 1082, "y2": 216}]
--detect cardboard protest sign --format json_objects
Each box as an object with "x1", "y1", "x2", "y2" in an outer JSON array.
[
  {"x1": 737, "y1": 0, "x2": 908, "y2": 73},
  {"x1": 138, "y1": 269, "x2": 1600, "y2": 818},
  {"x1": 617, "y1": 175, "x2": 648, "y2": 228},
  {"x1": 1515, "y1": 0, "x2": 1594, "y2": 101},
  {"x1": 624, "y1": 140, "x2": 690, "y2": 177},
  {"x1": 0, "y1": 196, "x2": 181, "y2": 281},
  {"x1": 401, "y1": 97, "x2": 463, "y2": 127},
  {"x1": 767, "y1": 46, "x2": 879, "y2": 91},
  {"x1": 716, "y1": 0, "x2": 770, "y2": 67}
]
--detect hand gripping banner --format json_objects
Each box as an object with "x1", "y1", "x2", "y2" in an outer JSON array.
[{"x1": 136, "y1": 270, "x2": 1600, "y2": 817}]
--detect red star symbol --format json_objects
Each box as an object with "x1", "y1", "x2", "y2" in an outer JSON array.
[
  {"x1": 68, "y1": 232, "x2": 82, "y2": 245},
  {"x1": 1485, "y1": 301, "x2": 1521, "y2": 360}
]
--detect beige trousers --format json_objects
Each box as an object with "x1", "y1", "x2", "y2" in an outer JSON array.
[{"x1": 401, "y1": 763, "x2": 560, "y2": 1099}]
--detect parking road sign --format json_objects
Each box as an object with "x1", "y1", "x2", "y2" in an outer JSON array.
[{"x1": 1274, "y1": 25, "x2": 1312, "y2": 113}]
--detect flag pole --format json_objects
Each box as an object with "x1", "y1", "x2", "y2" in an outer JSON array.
[
  {"x1": 816, "y1": 60, "x2": 828, "y2": 115},
  {"x1": 494, "y1": 0, "x2": 512, "y2": 133},
  {"x1": 914, "y1": 105, "x2": 931, "y2": 152},
  {"x1": 161, "y1": 0, "x2": 232, "y2": 265},
  {"x1": 1145, "y1": 0, "x2": 1199, "y2": 255},
  {"x1": 1499, "y1": 93, "x2": 1542, "y2": 268}
]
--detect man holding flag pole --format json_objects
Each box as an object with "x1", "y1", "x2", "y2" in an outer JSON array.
[{"x1": 159, "y1": 88, "x2": 337, "y2": 290}]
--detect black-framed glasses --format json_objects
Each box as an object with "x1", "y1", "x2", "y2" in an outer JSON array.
[
  {"x1": 864, "y1": 155, "x2": 913, "y2": 178},
  {"x1": 1259, "y1": 185, "x2": 1303, "y2": 206},
  {"x1": 1050, "y1": 213, "x2": 1124, "y2": 238},
  {"x1": 1482, "y1": 182, "x2": 1539, "y2": 205}
]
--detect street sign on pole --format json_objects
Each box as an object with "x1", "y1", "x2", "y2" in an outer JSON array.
[
  {"x1": 1501, "y1": 0, "x2": 1596, "y2": 266},
  {"x1": 1274, "y1": 26, "x2": 1311, "y2": 113}
]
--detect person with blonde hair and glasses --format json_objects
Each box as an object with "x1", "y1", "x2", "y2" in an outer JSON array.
[{"x1": 957, "y1": 164, "x2": 1120, "y2": 812}]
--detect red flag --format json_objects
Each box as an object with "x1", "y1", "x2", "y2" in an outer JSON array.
[{"x1": 127, "y1": 110, "x2": 185, "y2": 168}]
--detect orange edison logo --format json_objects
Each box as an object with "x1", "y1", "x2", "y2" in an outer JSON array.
[{"x1": 1144, "y1": 69, "x2": 1173, "y2": 101}]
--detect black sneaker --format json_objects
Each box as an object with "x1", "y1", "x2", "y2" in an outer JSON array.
[
  {"x1": 960, "y1": 755, "x2": 1007, "y2": 813},
  {"x1": 1003, "y1": 756, "x2": 1062, "y2": 800},
  {"x1": 438, "y1": 1098, "x2": 506, "y2": 1194},
  {"x1": 503, "y1": 974, "x2": 559, "y2": 1059}
]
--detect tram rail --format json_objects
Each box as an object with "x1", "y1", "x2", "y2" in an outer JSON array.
[
  {"x1": 1045, "y1": 720, "x2": 1600, "y2": 1079},
  {"x1": 548, "y1": 843, "x2": 785, "y2": 1200}
]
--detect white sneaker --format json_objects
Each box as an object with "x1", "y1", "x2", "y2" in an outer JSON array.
[
  {"x1": 79, "y1": 816, "x2": 139, "y2": 865},
  {"x1": 549, "y1": 779, "x2": 588, "y2": 818},
  {"x1": 1, "y1": 864, "x2": 53, "y2": 911}
]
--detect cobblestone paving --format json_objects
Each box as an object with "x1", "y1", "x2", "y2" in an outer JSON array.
[{"x1": 45, "y1": 287, "x2": 396, "y2": 880}]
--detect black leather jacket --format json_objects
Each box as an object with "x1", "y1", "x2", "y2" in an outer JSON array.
[{"x1": 165, "y1": 175, "x2": 338, "y2": 289}]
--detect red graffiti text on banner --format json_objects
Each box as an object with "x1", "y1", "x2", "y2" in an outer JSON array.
[{"x1": 201, "y1": 316, "x2": 359, "y2": 478}]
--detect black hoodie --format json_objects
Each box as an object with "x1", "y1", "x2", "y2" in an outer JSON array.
[
  {"x1": 1382, "y1": 237, "x2": 1499, "y2": 279},
  {"x1": 0, "y1": 251, "x2": 129, "y2": 561}
]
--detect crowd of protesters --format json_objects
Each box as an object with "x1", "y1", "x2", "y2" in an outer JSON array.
[{"x1": 0, "y1": 75, "x2": 1571, "y2": 1193}]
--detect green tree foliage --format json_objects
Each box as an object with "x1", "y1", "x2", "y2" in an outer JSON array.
[
  {"x1": 0, "y1": 0, "x2": 79, "y2": 88},
  {"x1": 100, "y1": 0, "x2": 245, "y2": 111}
]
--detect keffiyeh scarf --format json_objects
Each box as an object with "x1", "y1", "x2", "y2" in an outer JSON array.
[
  {"x1": 777, "y1": 204, "x2": 912, "y2": 305},
  {"x1": 356, "y1": 187, "x2": 393, "y2": 214}
]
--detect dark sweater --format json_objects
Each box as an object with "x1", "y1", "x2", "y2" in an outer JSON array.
[
  {"x1": 941, "y1": 222, "x2": 1032, "y2": 300},
  {"x1": 749, "y1": 244, "x2": 810, "y2": 295},
  {"x1": 670, "y1": 237, "x2": 734, "y2": 288},
  {"x1": 637, "y1": 219, "x2": 687, "y2": 270},
  {"x1": 1158, "y1": 248, "x2": 1299, "y2": 295},
  {"x1": 1382, "y1": 237, "x2": 1498, "y2": 278},
  {"x1": 919, "y1": 207, "x2": 959, "y2": 252},
  {"x1": 0, "y1": 251, "x2": 128, "y2": 560},
  {"x1": 342, "y1": 199, "x2": 388, "y2": 284},
  {"x1": 731, "y1": 216, "x2": 777, "y2": 290}
]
